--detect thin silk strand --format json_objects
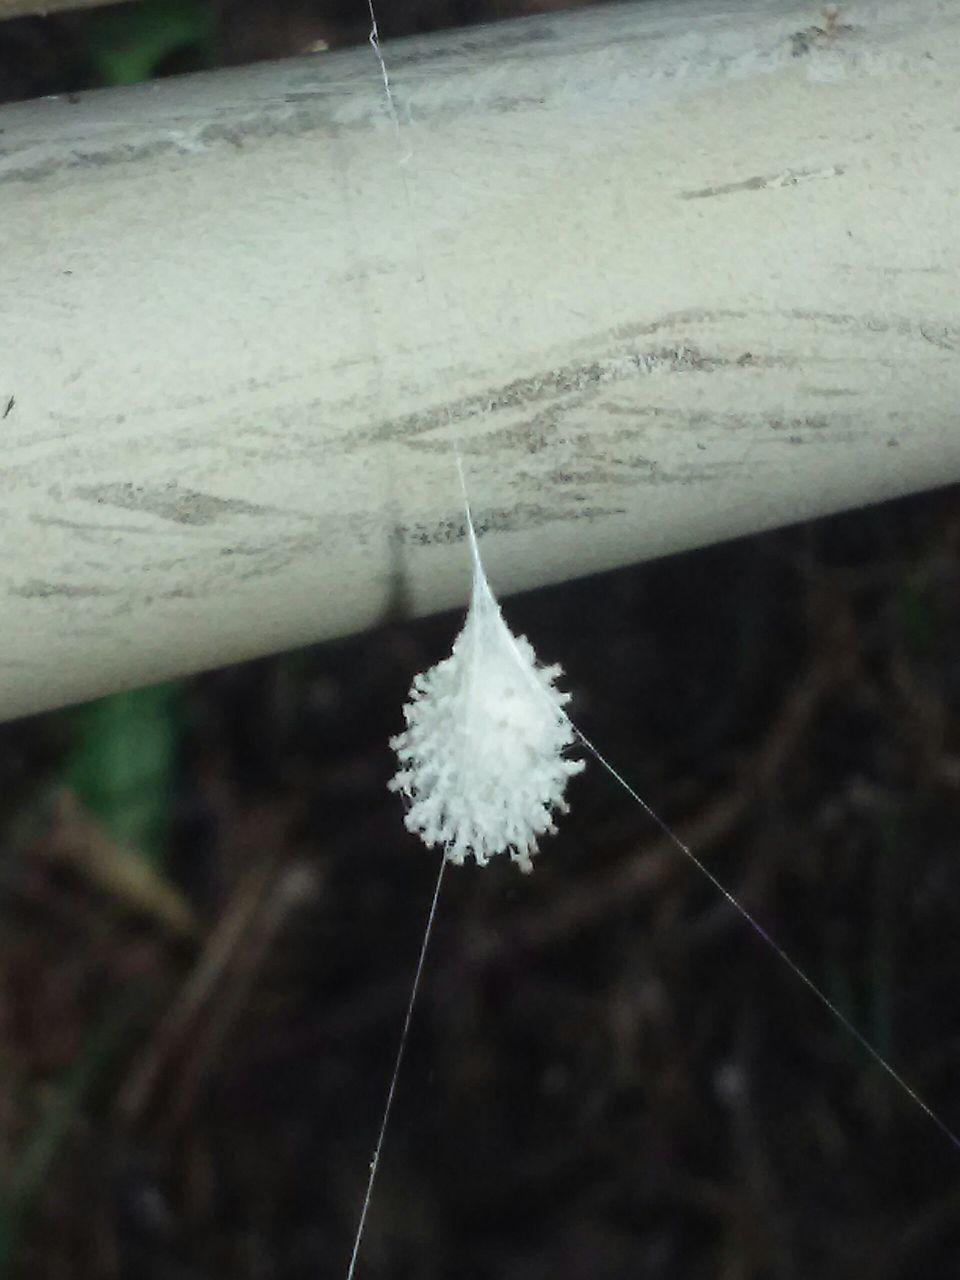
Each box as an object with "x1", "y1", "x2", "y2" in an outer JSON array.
[
  {"x1": 572, "y1": 724, "x2": 960, "y2": 1155},
  {"x1": 345, "y1": 855, "x2": 446, "y2": 1280},
  {"x1": 347, "y1": 7, "x2": 960, "y2": 1278}
]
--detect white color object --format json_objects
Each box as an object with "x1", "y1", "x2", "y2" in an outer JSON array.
[
  {"x1": 2, "y1": 0, "x2": 960, "y2": 719},
  {"x1": 389, "y1": 522, "x2": 584, "y2": 871}
]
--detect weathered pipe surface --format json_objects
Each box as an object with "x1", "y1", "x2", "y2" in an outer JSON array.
[{"x1": 1, "y1": 0, "x2": 959, "y2": 718}]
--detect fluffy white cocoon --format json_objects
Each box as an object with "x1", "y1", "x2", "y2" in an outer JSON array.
[{"x1": 390, "y1": 540, "x2": 584, "y2": 872}]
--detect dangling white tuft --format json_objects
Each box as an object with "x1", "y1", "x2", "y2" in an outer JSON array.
[{"x1": 389, "y1": 523, "x2": 585, "y2": 872}]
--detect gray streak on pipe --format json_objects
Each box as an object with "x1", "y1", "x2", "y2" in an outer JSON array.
[{"x1": 1, "y1": 0, "x2": 959, "y2": 719}]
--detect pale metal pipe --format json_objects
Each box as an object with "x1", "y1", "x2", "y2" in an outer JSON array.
[{"x1": 1, "y1": 0, "x2": 958, "y2": 719}]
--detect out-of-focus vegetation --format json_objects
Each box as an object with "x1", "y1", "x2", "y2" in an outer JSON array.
[
  {"x1": 83, "y1": 0, "x2": 215, "y2": 85},
  {"x1": 0, "y1": 0, "x2": 590, "y2": 101},
  {"x1": 0, "y1": 484, "x2": 958, "y2": 1279}
]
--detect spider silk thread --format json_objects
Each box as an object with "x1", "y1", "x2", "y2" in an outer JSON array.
[{"x1": 346, "y1": 8, "x2": 960, "y2": 1277}]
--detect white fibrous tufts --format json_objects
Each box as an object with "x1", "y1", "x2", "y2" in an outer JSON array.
[{"x1": 389, "y1": 537, "x2": 585, "y2": 872}]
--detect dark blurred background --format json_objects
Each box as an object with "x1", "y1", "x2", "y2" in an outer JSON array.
[
  {"x1": 0, "y1": 0, "x2": 590, "y2": 102},
  {"x1": 2, "y1": 3, "x2": 960, "y2": 1278}
]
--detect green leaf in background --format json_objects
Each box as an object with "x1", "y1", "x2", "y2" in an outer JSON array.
[
  {"x1": 64, "y1": 681, "x2": 183, "y2": 866},
  {"x1": 85, "y1": 0, "x2": 216, "y2": 87}
]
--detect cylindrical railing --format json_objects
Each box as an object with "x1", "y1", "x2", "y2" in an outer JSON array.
[{"x1": 1, "y1": 0, "x2": 958, "y2": 718}]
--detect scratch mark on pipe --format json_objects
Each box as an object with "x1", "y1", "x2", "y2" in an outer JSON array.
[
  {"x1": 11, "y1": 580, "x2": 120, "y2": 600},
  {"x1": 32, "y1": 515, "x2": 173, "y2": 536},
  {"x1": 74, "y1": 481, "x2": 270, "y2": 526},
  {"x1": 789, "y1": 7, "x2": 856, "y2": 58},
  {"x1": 399, "y1": 501, "x2": 625, "y2": 548},
  {"x1": 785, "y1": 309, "x2": 960, "y2": 350},
  {"x1": 351, "y1": 343, "x2": 713, "y2": 454},
  {"x1": 837, "y1": 264, "x2": 947, "y2": 277},
  {"x1": 680, "y1": 166, "x2": 844, "y2": 200}
]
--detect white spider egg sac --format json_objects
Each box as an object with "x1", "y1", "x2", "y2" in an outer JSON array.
[{"x1": 389, "y1": 552, "x2": 585, "y2": 872}]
